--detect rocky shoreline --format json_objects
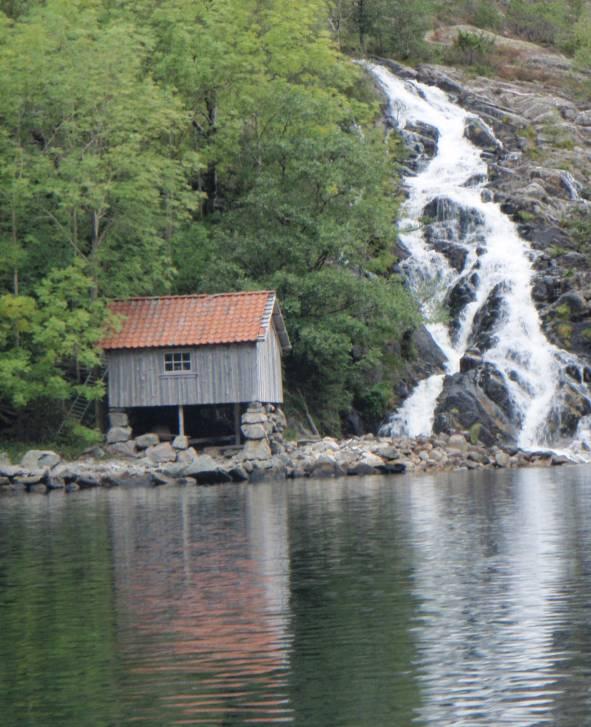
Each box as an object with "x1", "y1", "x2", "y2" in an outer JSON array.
[{"x1": 0, "y1": 429, "x2": 577, "y2": 496}]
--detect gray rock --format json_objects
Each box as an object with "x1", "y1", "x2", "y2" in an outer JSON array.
[
  {"x1": 495, "y1": 451, "x2": 511, "y2": 468},
  {"x1": 184, "y1": 455, "x2": 231, "y2": 484},
  {"x1": 77, "y1": 472, "x2": 102, "y2": 488},
  {"x1": 106, "y1": 426, "x2": 132, "y2": 444},
  {"x1": 309, "y1": 454, "x2": 345, "y2": 479},
  {"x1": 347, "y1": 459, "x2": 380, "y2": 476},
  {"x1": 162, "y1": 462, "x2": 190, "y2": 477},
  {"x1": 152, "y1": 471, "x2": 176, "y2": 486},
  {"x1": 241, "y1": 412, "x2": 268, "y2": 425},
  {"x1": 135, "y1": 433, "x2": 160, "y2": 449},
  {"x1": 172, "y1": 435, "x2": 190, "y2": 450},
  {"x1": 464, "y1": 117, "x2": 502, "y2": 153},
  {"x1": 448, "y1": 434, "x2": 468, "y2": 453},
  {"x1": 15, "y1": 472, "x2": 46, "y2": 485},
  {"x1": 21, "y1": 449, "x2": 61, "y2": 470},
  {"x1": 176, "y1": 448, "x2": 198, "y2": 465},
  {"x1": 435, "y1": 365, "x2": 518, "y2": 446},
  {"x1": 146, "y1": 442, "x2": 177, "y2": 464},
  {"x1": 242, "y1": 439, "x2": 272, "y2": 461},
  {"x1": 227, "y1": 464, "x2": 249, "y2": 482},
  {"x1": 46, "y1": 476, "x2": 65, "y2": 490},
  {"x1": 106, "y1": 441, "x2": 138, "y2": 459},
  {"x1": 176, "y1": 476, "x2": 197, "y2": 486},
  {"x1": 576, "y1": 110, "x2": 591, "y2": 127},
  {"x1": 241, "y1": 423, "x2": 267, "y2": 440},
  {"x1": 108, "y1": 410, "x2": 129, "y2": 428},
  {"x1": 0, "y1": 464, "x2": 23, "y2": 478},
  {"x1": 0, "y1": 476, "x2": 10, "y2": 487}
]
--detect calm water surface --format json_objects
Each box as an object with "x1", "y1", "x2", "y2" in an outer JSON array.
[{"x1": 2, "y1": 467, "x2": 591, "y2": 725}]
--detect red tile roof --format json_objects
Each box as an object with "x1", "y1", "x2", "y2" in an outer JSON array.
[{"x1": 101, "y1": 291, "x2": 280, "y2": 350}]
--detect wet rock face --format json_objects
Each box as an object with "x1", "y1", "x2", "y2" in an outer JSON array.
[
  {"x1": 468, "y1": 282, "x2": 511, "y2": 352},
  {"x1": 410, "y1": 60, "x2": 591, "y2": 364},
  {"x1": 422, "y1": 196, "x2": 485, "y2": 273},
  {"x1": 394, "y1": 325, "x2": 448, "y2": 401},
  {"x1": 446, "y1": 271, "x2": 479, "y2": 339},
  {"x1": 434, "y1": 364, "x2": 519, "y2": 446},
  {"x1": 546, "y1": 379, "x2": 591, "y2": 440},
  {"x1": 464, "y1": 117, "x2": 502, "y2": 154}
]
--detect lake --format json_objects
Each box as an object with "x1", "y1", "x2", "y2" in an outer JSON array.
[{"x1": 2, "y1": 466, "x2": 591, "y2": 725}]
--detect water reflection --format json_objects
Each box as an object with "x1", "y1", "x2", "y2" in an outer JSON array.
[
  {"x1": 3, "y1": 468, "x2": 591, "y2": 726},
  {"x1": 406, "y1": 467, "x2": 591, "y2": 725},
  {"x1": 109, "y1": 485, "x2": 293, "y2": 725}
]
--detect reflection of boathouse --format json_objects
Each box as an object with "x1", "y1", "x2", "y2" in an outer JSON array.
[{"x1": 101, "y1": 291, "x2": 290, "y2": 440}]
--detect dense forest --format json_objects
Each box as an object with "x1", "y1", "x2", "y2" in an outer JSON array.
[{"x1": 1, "y1": 0, "x2": 590, "y2": 445}]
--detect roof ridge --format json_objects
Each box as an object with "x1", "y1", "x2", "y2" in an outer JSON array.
[{"x1": 109, "y1": 290, "x2": 275, "y2": 303}]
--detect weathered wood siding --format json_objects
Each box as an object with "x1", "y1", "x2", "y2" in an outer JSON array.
[
  {"x1": 256, "y1": 324, "x2": 284, "y2": 403},
  {"x1": 107, "y1": 343, "x2": 259, "y2": 408}
]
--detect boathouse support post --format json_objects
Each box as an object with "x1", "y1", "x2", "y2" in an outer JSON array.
[{"x1": 234, "y1": 403, "x2": 241, "y2": 446}]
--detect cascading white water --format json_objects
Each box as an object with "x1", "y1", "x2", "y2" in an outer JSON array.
[{"x1": 368, "y1": 63, "x2": 591, "y2": 455}]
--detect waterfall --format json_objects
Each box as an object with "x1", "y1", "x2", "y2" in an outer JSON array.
[{"x1": 368, "y1": 63, "x2": 591, "y2": 457}]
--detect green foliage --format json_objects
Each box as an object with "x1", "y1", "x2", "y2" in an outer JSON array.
[
  {"x1": 505, "y1": 0, "x2": 582, "y2": 52},
  {"x1": 448, "y1": 29, "x2": 495, "y2": 68},
  {"x1": 0, "y1": 0, "x2": 421, "y2": 437},
  {"x1": 329, "y1": 0, "x2": 435, "y2": 59},
  {"x1": 469, "y1": 421, "x2": 481, "y2": 445}
]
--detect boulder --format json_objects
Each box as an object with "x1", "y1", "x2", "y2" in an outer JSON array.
[
  {"x1": 14, "y1": 471, "x2": 46, "y2": 485},
  {"x1": 184, "y1": 454, "x2": 231, "y2": 484},
  {"x1": 434, "y1": 365, "x2": 518, "y2": 446},
  {"x1": 464, "y1": 117, "x2": 501, "y2": 153},
  {"x1": 242, "y1": 439, "x2": 272, "y2": 461},
  {"x1": 152, "y1": 471, "x2": 177, "y2": 486},
  {"x1": 348, "y1": 453, "x2": 385, "y2": 476},
  {"x1": 108, "y1": 410, "x2": 129, "y2": 428},
  {"x1": 102, "y1": 473, "x2": 155, "y2": 488},
  {"x1": 145, "y1": 442, "x2": 177, "y2": 464},
  {"x1": 176, "y1": 447, "x2": 198, "y2": 465},
  {"x1": 448, "y1": 433, "x2": 468, "y2": 453},
  {"x1": 21, "y1": 449, "x2": 61, "y2": 470},
  {"x1": 46, "y1": 476, "x2": 65, "y2": 491},
  {"x1": 176, "y1": 476, "x2": 197, "y2": 486},
  {"x1": 135, "y1": 433, "x2": 160, "y2": 449},
  {"x1": 372, "y1": 445, "x2": 401, "y2": 460},
  {"x1": 172, "y1": 435, "x2": 190, "y2": 450},
  {"x1": 241, "y1": 423, "x2": 267, "y2": 440},
  {"x1": 241, "y1": 411, "x2": 267, "y2": 425},
  {"x1": 0, "y1": 464, "x2": 24, "y2": 479},
  {"x1": 494, "y1": 450, "x2": 511, "y2": 468},
  {"x1": 309, "y1": 454, "x2": 345, "y2": 479},
  {"x1": 227, "y1": 464, "x2": 249, "y2": 482},
  {"x1": 105, "y1": 441, "x2": 138, "y2": 459},
  {"x1": 106, "y1": 426, "x2": 132, "y2": 444},
  {"x1": 76, "y1": 473, "x2": 102, "y2": 488}
]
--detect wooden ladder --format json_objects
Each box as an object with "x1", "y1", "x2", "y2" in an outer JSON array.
[{"x1": 57, "y1": 367, "x2": 107, "y2": 435}]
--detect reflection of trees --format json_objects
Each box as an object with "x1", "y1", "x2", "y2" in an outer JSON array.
[
  {"x1": 109, "y1": 485, "x2": 293, "y2": 725},
  {"x1": 286, "y1": 479, "x2": 422, "y2": 726},
  {"x1": 0, "y1": 494, "x2": 122, "y2": 726}
]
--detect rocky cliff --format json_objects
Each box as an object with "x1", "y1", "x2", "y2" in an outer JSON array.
[{"x1": 376, "y1": 32, "x2": 591, "y2": 446}]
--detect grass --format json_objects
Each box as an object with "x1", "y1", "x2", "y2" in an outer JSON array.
[{"x1": 0, "y1": 425, "x2": 102, "y2": 465}]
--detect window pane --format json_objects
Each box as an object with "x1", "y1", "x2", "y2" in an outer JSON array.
[{"x1": 164, "y1": 351, "x2": 191, "y2": 372}]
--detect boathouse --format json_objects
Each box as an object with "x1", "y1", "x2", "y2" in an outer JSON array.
[{"x1": 101, "y1": 291, "x2": 290, "y2": 441}]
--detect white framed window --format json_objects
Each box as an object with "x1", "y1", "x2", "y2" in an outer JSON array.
[{"x1": 164, "y1": 351, "x2": 191, "y2": 372}]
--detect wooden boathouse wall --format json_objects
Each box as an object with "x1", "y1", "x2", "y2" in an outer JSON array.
[{"x1": 106, "y1": 323, "x2": 284, "y2": 409}]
